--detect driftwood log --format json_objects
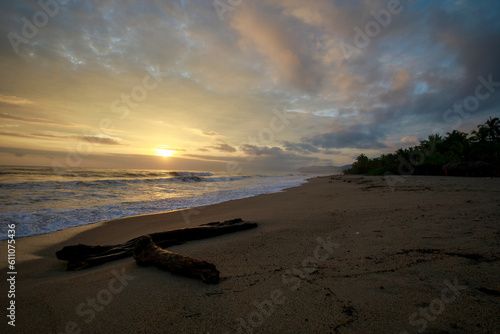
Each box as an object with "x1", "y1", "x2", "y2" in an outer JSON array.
[
  {"x1": 56, "y1": 218, "x2": 256, "y2": 271},
  {"x1": 134, "y1": 235, "x2": 220, "y2": 284}
]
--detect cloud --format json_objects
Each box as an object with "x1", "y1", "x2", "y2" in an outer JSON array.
[
  {"x1": 401, "y1": 136, "x2": 418, "y2": 144},
  {"x1": 392, "y1": 69, "x2": 412, "y2": 91},
  {"x1": 302, "y1": 128, "x2": 388, "y2": 150},
  {"x1": 0, "y1": 131, "x2": 124, "y2": 145},
  {"x1": 282, "y1": 141, "x2": 320, "y2": 154},
  {"x1": 238, "y1": 144, "x2": 329, "y2": 171},
  {"x1": 81, "y1": 136, "x2": 123, "y2": 145},
  {"x1": 0, "y1": 113, "x2": 73, "y2": 126},
  {"x1": 202, "y1": 131, "x2": 219, "y2": 136},
  {"x1": 0, "y1": 94, "x2": 34, "y2": 105},
  {"x1": 230, "y1": 2, "x2": 322, "y2": 92},
  {"x1": 181, "y1": 153, "x2": 232, "y2": 163},
  {"x1": 1, "y1": 0, "x2": 499, "y2": 170},
  {"x1": 207, "y1": 142, "x2": 237, "y2": 153},
  {"x1": 0, "y1": 132, "x2": 33, "y2": 139},
  {"x1": 240, "y1": 144, "x2": 284, "y2": 156}
]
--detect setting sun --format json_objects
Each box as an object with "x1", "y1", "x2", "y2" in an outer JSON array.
[{"x1": 155, "y1": 148, "x2": 175, "y2": 157}]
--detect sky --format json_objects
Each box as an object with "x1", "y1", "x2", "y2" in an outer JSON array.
[{"x1": 1, "y1": 0, "x2": 499, "y2": 172}]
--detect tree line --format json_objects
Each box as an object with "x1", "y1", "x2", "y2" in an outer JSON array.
[{"x1": 344, "y1": 116, "x2": 500, "y2": 177}]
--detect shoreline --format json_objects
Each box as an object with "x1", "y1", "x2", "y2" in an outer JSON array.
[
  {"x1": 1, "y1": 170, "x2": 317, "y2": 241},
  {"x1": 1, "y1": 175, "x2": 499, "y2": 333}
]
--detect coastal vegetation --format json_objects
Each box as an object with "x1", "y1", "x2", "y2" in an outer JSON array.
[{"x1": 344, "y1": 117, "x2": 500, "y2": 177}]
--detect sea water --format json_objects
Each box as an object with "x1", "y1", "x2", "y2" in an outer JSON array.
[{"x1": 0, "y1": 166, "x2": 311, "y2": 239}]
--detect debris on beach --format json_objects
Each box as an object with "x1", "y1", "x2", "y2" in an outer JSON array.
[
  {"x1": 133, "y1": 234, "x2": 220, "y2": 284},
  {"x1": 55, "y1": 218, "x2": 257, "y2": 273}
]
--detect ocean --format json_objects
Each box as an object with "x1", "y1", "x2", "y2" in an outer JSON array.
[{"x1": 0, "y1": 166, "x2": 311, "y2": 239}]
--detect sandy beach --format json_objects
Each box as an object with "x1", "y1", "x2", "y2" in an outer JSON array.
[{"x1": 2, "y1": 175, "x2": 500, "y2": 334}]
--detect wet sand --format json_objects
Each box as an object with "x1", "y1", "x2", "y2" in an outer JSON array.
[{"x1": 1, "y1": 175, "x2": 499, "y2": 333}]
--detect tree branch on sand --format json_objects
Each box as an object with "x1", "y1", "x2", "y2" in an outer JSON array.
[
  {"x1": 134, "y1": 235, "x2": 220, "y2": 284},
  {"x1": 55, "y1": 218, "x2": 257, "y2": 278}
]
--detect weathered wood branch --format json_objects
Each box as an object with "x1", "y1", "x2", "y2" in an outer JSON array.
[
  {"x1": 56, "y1": 218, "x2": 257, "y2": 271},
  {"x1": 134, "y1": 235, "x2": 220, "y2": 284}
]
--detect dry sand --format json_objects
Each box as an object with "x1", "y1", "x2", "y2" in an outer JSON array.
[{"x1": 1, "y1": 175, "x2": 500, "y2": 334}]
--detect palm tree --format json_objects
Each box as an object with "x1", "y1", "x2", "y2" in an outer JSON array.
[
  {"x1": 444, "y1": 130, "x2": 470, "y2": 162},
  {"x1": 395, "y1": 148, "x2": 411, "y2": 160},
  {"x1": 470, "y1": 126, "x2": 488, "y2": 143},
  {"x1": 484, "y1": 116, "x2": 500, "y2": 142},
  {"x1": 419, "y1": 133, "x2": 443, "y2": 154},
  {"x1": 353, "y1": 153, "x2": 370, "y2": 174},
  {"x1": 470, "y1": 117, "x2": 500, "y2": 163}
]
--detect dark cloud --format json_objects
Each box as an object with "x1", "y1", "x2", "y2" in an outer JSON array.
[
  {"x1": 238, "y1": 144, "x2": 330, "y2": 171},
  {"x1": 302, "y1": 129, "x2": 388, "y2": 150},
  {"x1": 282, "y1": 141, "x2": 320, "y2": 154},
  {"x1": 81, "y1": 136, "x2": 123, "y2": 145},
  {"x1": 240, "y1": 144, "x2": 283, "y2": 156},
  {"x1": 208, "y1": 142, "x2": 237, "y2": 153}
]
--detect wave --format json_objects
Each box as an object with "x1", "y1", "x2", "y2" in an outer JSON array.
[
  {"x1": 168, "y1": 171, "x2": 213, "y2": 177},
  {"x1": 0, "y1": 167, "x2": 214, "y2": 179},
  {"x1": 0, "y1": 167, "x2": 284, "y2": 184},
  {"x1": 0, "y1": 173, "x2": 260, "y2": 190},
  {"x1": 53, "y1": 170, "x2": 214, "y2": 179}
]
